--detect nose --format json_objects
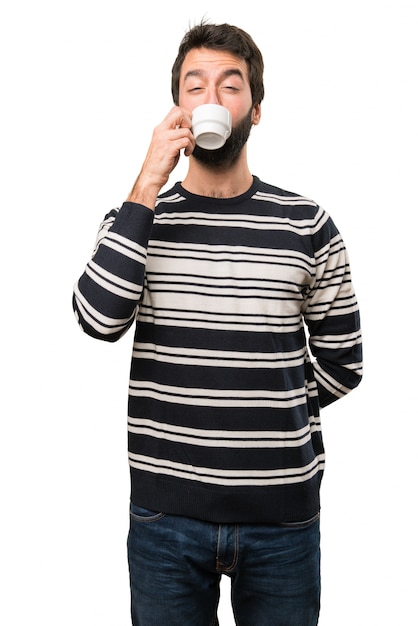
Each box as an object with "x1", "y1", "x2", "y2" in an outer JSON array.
[{"x1": 205, "y1": 87, "x2": 221, "y2": 105}]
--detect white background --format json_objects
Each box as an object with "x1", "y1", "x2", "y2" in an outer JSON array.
[{"x1": 1, "y1": 1, "x2": 417, "y2": 624}]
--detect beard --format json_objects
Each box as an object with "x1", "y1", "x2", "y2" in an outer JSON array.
[{"x1": 192, "y1": 107, "x2": 254, "y2": 169}]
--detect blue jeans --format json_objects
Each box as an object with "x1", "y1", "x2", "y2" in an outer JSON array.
[{"x1": 127, "y1": 503, "x2": 320, "y2": 626}]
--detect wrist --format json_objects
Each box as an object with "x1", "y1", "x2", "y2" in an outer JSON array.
[{"x1": 126, "y1": 177, "x2": 161, "y2": 211}]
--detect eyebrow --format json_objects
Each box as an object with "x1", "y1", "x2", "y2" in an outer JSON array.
[{"x1": 183, "y1": 68, "x2": 245, "y2": 82}]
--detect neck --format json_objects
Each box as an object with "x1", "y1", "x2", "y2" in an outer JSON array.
[{"x1": 181, "y1": 149, "x2": 253, "y2": 198}]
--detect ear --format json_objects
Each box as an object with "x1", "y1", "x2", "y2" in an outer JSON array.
[{"x1": 252, "y1": 103, "x2": 261, "y2": 126}]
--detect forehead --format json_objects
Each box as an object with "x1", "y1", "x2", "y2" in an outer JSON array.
[{"x1": 180, "y1": 48, "x2": 250, "y2": 82}]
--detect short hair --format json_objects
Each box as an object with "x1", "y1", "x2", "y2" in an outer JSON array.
[{"x1": 171, "y1": 22, "x2": 265, "y2": 107}]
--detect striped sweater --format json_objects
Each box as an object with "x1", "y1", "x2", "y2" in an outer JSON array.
[{"x1": 73, "y1": 176, "x2": 362, "y2": 523}]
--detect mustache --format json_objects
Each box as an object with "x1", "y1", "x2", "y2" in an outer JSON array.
[{"x1": 192, "y1": 108, "x2": 254, "y2": 168}]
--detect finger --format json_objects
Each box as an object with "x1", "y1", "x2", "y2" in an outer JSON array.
[{"x1": 165, "y1": 106, "x2": 193, "y2": 130}]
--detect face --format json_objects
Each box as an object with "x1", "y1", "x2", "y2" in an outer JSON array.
[{"x1": 178, "y1": 48, "x2": 261, "y2": 167}]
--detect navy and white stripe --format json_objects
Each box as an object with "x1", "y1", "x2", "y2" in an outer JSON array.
[{"x1": 73, "y1": 177, "x2": 362, "y2": 523}]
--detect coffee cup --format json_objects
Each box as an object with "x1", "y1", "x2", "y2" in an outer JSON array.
[{"x1": 191, "y1": 104, "x2": 232, "y2": 150}]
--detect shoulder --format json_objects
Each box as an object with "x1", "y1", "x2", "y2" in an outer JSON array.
[{"x1": 252, "y1": 178, "x2": 321, "y2": 220}]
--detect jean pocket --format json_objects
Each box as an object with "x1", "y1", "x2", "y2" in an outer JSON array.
[
  {"x1": 129, "y1": 503, "x2": 166, "y2": 523},
  {"x1": 279, "y1": 512, "x2": 320, "y2": 529}
]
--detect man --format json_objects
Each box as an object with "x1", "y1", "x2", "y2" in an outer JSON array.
[{"x1": 73, "y1": 21, "x2": 362, "y2": 626}]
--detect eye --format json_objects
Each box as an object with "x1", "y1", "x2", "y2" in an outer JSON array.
[{"x1": 222, "y1": 84, "x2": 240, "y2": 92}]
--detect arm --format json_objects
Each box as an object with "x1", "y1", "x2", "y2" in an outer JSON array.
[
  {"x1": 73, "y1": 202, "x2": 154, "y2": 341},
  {"x1": 127, "y1": 106, "x2": 194, "y2": 209},
  {"x1": 73, "y1": 106, "x2": 195, "y2": 342},
  {"x1": 303, "y1": 208, "x2": 363, "y2": 407}
]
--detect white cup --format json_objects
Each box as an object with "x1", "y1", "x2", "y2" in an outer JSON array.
[{"x1": 191, "y1": 104, "x2": 232, "y2": 150}]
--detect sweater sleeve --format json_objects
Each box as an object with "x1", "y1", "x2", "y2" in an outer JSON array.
[
  {"x1": 73, "y1": 201, "x2": 154, "y2": 342},
  {"x1": 302, "y1": 208, "x2": 363, "y2": 408}
]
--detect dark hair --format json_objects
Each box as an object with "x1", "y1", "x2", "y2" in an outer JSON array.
[{"x1": 171, "y1": 22, "x2": 264, "y2": 107}]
